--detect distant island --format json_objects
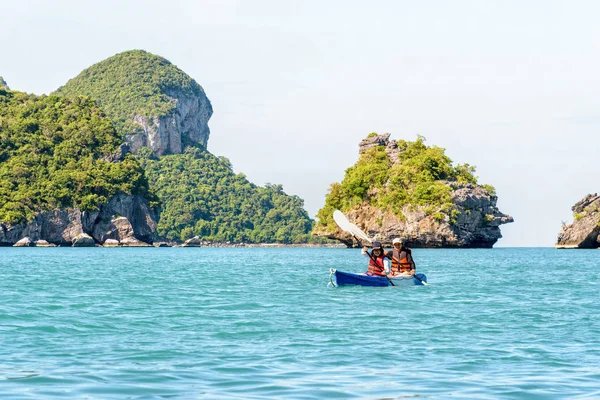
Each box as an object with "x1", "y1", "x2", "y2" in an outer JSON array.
[
  {"x1": 556, "y1": 193, "x2": 600, "y2": 249},
  {"x1": 0, "y1": 50, "x2": 319, "y2": 247},
  {"x1": 313, "y1": 133, "x2": 513, "y2": 248}
]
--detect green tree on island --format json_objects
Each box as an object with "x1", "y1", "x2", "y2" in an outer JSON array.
[
  {"x1": 139, "y1": 147, "x2": 319, "y2": 244},
  {"x1": 316, "y1": 135, "x2": 495, "y2": 232}
]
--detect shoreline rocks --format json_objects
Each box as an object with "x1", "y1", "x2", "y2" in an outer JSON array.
[
  {"x1": 72, "y1": 233, "x2": 95, "y2": 247},
  {"x1": 182, "y1": 236, "x2": 202, "y2": 247},
  {"x1": 0, "y1": 194, "x2": 157, "y2": 247},
  {"x1": 34, "y1": 240, "x2": 56, "y2": 247},
  {"x1": 13, "y1": 237, "x2": 33, "y2": 247},
  {"x1": 103, "y1": 239, "x2": 120, "y2": 247}
]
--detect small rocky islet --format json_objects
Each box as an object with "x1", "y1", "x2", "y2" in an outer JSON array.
[
  {"x1": 555, "y1": 193, "x2": 600, "y2": 249},
  {"x1": 313, "y1": 133, "x2": 513, "y2": 248}
]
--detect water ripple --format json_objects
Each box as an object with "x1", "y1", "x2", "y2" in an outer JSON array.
[{"x1": 1, "y1": 247, "x2": 599, "y2": 398}]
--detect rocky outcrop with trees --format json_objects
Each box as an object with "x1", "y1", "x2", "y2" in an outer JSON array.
[
  {"x1": 556, "y1": 193, "x2": 600, "y2": 249},
  {"x1": 313, "y1": 133, "x2": 513, "y2": 248},
  {"x1": 56, "y1": 50, "x2": 213, "y2": 157}
]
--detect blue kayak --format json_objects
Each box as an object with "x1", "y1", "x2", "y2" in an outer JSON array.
[{"x1": 330, "y1": 269, "x2": 427, "y2": 287}]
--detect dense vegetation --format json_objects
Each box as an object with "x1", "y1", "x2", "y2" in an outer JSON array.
[
  {"x1": 48, "y1": 49, "x2": 321, "y2": 244},
  {"x1": 0, "y1": 89, "x2": 151, "y2": 225},
  {"x1": 55, "y1": 50, "x2": 210, "y2": 138},
  {"x1": 316, "y1": 135, "x2": 493, "y2": 231},
  {"x1": 139, "y1": 147, "x2": 319, "y2": 243}
]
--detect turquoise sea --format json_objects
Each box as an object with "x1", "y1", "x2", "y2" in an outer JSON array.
[{"x1": 0, "y1": 247, "x2": 598, "y2": 399}]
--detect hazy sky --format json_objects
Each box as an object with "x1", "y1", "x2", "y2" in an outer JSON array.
[{"x1": 2, "y1": 0, "x2": 599, "y2": 246}]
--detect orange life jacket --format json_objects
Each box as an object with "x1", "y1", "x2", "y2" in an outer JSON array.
[
  {"x1": 367, "y1": 254, "x2": 387, "y2": 276},
  {"x1": 390, "y1": 248, "x2": 414, "y2": 273}
]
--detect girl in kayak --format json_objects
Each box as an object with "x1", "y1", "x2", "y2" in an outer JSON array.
[
  {"x1": 388, "y1": 238, "x2": 416, "y2": 276},
  {"x1": 362, "y1": 241, "x2": 390, "y2": 276}
]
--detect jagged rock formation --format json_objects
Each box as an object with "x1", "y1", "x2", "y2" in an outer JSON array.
[
  {"x1": 55, "y1": 50, "x2": 213, "y2": 157},
  {"x1": 127, "y1": 91, "x2": 211, "y2": 156},
  {"x1": 328, "y1": 187, "x2": 512, "y2": 248},
  {"x1": 0, "y1": 77, "x2": 8, "y2": 90},
  {"x1": 556, "y1": 193, "x2": 600, "y2": 249},
  {"x1": 0, "y1": 194, "x2": 157, "y2": 246},
  {"x1": 315, "y1": 133, "x2": 513, "y2": 248}
]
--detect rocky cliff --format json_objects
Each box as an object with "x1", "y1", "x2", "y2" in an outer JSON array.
[
  {"x1": 55, "y1": 50, "x2": 213, "y2": 157},
  {"x1": 314, "y1": 133, "x2": 513, "y2": 248},
  {"x1": 128, "y1": 88, "x2": 212, "y2": 156},
  {"x1": 556, "y1": 193, "x2": 600, "y2": 249},
  {"x1": 0, "y1": 194, "x2": 157, "y2": 246},
  {"x1": 0, "y1": 77, "x2": 8, "y2": 90}
]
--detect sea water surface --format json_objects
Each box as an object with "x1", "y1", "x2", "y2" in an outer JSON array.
[{"x1": 0, "y1": 247, "x2": 599, "y2": 399}]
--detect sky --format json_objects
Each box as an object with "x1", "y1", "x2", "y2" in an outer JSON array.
[{"x1": 1, "y1": 0, "x2": 599, "y2": 247}]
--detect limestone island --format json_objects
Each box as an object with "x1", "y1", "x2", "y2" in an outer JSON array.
[
  {"x1": 556, "y1": 193, "x2": 600, "y2": 249},
  {"x1": 0, "y1": 51, "x2": 318, "y2": 247},
  {"x1": 313, "y1": 133, "x2": 513, "y2": 248}
]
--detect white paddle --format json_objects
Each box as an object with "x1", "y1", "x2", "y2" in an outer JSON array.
[
  {"x1": 333, "y1": 210, "x2": 372, "y2": 245},
  {"x1": 333, "y1": 210, "x2": 395, "y2": 285}
]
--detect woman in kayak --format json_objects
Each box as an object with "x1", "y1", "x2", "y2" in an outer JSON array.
[
  {"x1": 362, "y1": 241, "x2": 390, "y2": 276},
  {"x1": 388, "y1": 238, "x2": 416, "y2": 276}
]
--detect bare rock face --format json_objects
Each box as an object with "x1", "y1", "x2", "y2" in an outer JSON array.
[
  {"x1": 126, "y1": 89, "x2": 212, "y2": 157},
  {"x1": 93, "y1": 215, "x2": 135, "y2": 243},
  {"x1": 0, "y1": 76, "x2": 9, "y2": 90},
  {"x1": 359, "y1": 133, "x2": 391, "y2": 154},
  {"x1": 359, "y1": 133, "x2": 403, "y2": 165},
  {"x1": 0, "y1": 194, "x2": 157, "y2": 247},
  {"x1": 14, "y1": 237, "x2": 33, "y2": 247},
  {"x1": 556, "y1": 193, "x2": 600, "y2": 249},
  {"x1": 103, "y1": 239, "x2": 120, "y2": 247},
  {"x1": 329, "y1": 188, "x2": 513, "y2": 248},
  {"x1": 90, "y1": 194, "x2": 157, "y2": 244}
]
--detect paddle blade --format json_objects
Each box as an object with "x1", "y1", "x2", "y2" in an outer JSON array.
[
  {"x1": 333, "y1": 210, "x2": 372, "y2": 244},
  {"x1": 333, "y1": 210, "x2": 353, "y2": 233},
  {"x1": 348, "y1": 223, "x2": 372, "y2": 244}
]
